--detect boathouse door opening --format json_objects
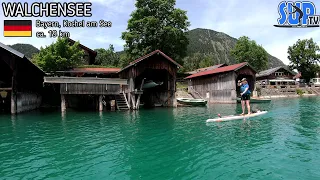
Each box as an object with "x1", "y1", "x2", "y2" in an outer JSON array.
[{"x1": 135, "y1": 68, "x2": 171, "y2": 108}]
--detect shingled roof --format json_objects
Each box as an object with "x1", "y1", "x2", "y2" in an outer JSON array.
[
  {"x1": 185, "y1": 62, "x2": 254, "y2": 79},
  {"x1": 185, "y1": 64, "x2": 227, "y2": 74},
  {"x1": 0, "y1": 42, "x2": 45, "y2": 75},
  {"x1": 256, "y1": 66, "x2": 295, "y2": 78},
  {"x1": 119, "y1": 50, "x2": 182, "y2": 72}
]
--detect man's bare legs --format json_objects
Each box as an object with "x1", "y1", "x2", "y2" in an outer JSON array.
[
  {"x1": 241, "y1": 100, "x2": 245, "y2": 115},
  {"x1": 246, "y1": 100, "x2": 251, "y2": 115}
]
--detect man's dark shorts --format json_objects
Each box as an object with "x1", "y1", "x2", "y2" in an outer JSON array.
[{"x1": 241, "y1": 94, "x2": 250, "y2": 101}]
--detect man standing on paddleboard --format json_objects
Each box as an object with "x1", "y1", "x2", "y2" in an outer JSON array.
[{"x1": 238, "y1": 78, "x2": 251, "y2": 115}]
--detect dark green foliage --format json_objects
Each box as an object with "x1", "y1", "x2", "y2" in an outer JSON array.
[
  {"x1": 32, "y1": 37, "x2": 85, "y2": 72},
  {"x1": 296, "y1": 89, "x2": 304, "y2": 96},
  {"x1": 288, "y1": 38, "x2": 320, "y2": 82},
  {"x1": 9, "y1": 43, "x2": 39, "y2": 59},
  {"x1": 181, "y1": 53, "x2": 217, "y2": 72},
  {"x1": 94, "y1": 44, "x2": 119, "y2": 67},
  {"x1": 121, "y1": 0, "x2": 190, "y2": 66},
  {"x1": 230, "y1": 36, "x2": 268, "y2": 72}
]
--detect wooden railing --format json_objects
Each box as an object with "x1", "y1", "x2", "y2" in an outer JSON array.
[
  {"x1": 122, "y1": 91, "x2": 130, "y2": 109},
  {"x1": 188, "y1": 86, "x2": 203, "y2": 99}
]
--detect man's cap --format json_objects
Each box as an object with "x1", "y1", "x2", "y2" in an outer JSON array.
[{"x1": 241, "y1": 78, "x2": 247, "y2": 82}]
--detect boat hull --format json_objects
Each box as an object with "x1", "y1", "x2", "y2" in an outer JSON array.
[
  {"x1": 143, "y1": 81, "x2": 163, "y2": 89},
  {"x1": 176, "y1": 98, "x2": 207, "y2": 106}
]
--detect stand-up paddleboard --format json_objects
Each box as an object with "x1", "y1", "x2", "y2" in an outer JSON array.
[{"x1": 206, "y1": 111, "x2": 268, "y2": 123}]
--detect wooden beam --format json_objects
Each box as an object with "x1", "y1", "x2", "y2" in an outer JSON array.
[
  {"x1": 99, "y1": 95, "x2": 103, "y2": 111},
  {"x1": 11, "y1": 55, "x2": 17, "y2": 114},
  {"x1": 131, "y1": 93, "x2": 136, "y2": 110},
  {"x1": 0, "y1": 87, "x2": 12, "y2": 91},
  {"x1": 123, "y1": 91, "x2": 130, "y2": 109},
  {"x1": 61, "y1": 94, "x2": 66, "y2": 112},
  {"x1": 128, "y1": 92, "x2": 131, "y2": 109},
  {"x1": 135, "y1": 94, "x2": 141, "y2": 110},
  {"x1": 44, "y1": 77, "x2": 128, "y2": 85},
  {"x1": 135, "y1": 78, "x2": 145, "y2": 110}
]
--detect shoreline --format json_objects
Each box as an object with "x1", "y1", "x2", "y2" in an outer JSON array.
[{"x1": 258, "y1": 94, "x2": 318, "y2": 99}]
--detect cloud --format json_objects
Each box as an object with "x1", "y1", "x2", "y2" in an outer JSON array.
[
  {"x1": 198, "y1": 0, "x2": 320, "y2": 65},
  {"x1": 1, "y1": 0, "x2": 320, "y2": 66}
]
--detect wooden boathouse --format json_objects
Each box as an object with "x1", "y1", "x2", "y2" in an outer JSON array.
[
  {"x1": 118, "y1": 50, "x2": 182, "y2": 109},
  {"x1": 44, "y1": 50, "x2": 181, "y2": 111},
  {"x1": 44, "y1": 76, "x2": 129, "y2": 111},
  {"x1": 0, "y1": 42, "x2": 45, "y2": 114},
  {"x1": 185, "y1": 62, "x2": 256, "y2": 103}
]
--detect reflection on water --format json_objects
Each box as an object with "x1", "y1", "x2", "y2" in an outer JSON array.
[{"x1": 0, "y1": 97, "x2": 320, "y2": 179}]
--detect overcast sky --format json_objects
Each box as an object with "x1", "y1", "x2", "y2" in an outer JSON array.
[{"x1": 1, "y1": 0, "x2": 320, "y2": 65}]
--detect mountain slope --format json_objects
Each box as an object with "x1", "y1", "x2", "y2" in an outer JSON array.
[
  {"x1": 7, "y1": 28, "x2": 285, "y2": 70},
  {"x1": 186, "y1": 28, "x2": 285, "y2": 68},
  {"x1": 8, "y1": 43, "x2": 39, "y2": 59}
]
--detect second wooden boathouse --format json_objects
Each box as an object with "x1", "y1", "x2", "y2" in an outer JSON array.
[
  {"x1": 44, "y1": 50, "x2": 181, "y2": 111},
  {"x1": 185, "y1": 62, "x2": 256, "y2": 103},
  {"x1": 118, "y1": 50, "x2": 182, "y2": 109}
]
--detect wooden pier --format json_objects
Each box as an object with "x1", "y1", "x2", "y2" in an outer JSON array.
[{"x1": 44, "y1": 76, "x2": 129, "y2": 112}]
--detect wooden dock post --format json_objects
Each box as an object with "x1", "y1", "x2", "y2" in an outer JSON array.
[
  {"x1": 99, "y1": 95, "x2": 103, "y2": 111},
  {"x1": 61, "y1": 94, "x2": 66, "y2": 112},
  {"x1": 11, "y1": 92, "x2": 17, "y2": 114},
  {"x1": 110, "y1": 100, "x2": 116, "y2": 111},
  {"x1": 135, "y1": 78, "x2": 145, "y2": 110},
  {"x1": 11, "y1": 57, "x2": 17, "y2": 114}
]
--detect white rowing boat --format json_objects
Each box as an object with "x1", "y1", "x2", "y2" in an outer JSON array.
[{"x1": 206, "y1": 111, "x2": 268, "y2": 122}]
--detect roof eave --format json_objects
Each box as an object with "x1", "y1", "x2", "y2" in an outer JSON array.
[
  {"x1": 0, "y1": 42, "x2": 45, "y2": 75},
  {"x1": 119, "y1": 50, "x2": 182, "y2": 73}
]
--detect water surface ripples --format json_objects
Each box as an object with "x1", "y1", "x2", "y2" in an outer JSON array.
[{"x1": 1, "y1": 97, "x2": 320, "y2": 179}]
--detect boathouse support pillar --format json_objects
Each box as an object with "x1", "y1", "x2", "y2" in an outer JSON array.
[
  {"x1": 11, "y1": 56, "x2": 17, "y2": 114},
  {"x1": 99, "y1": 95, "x2": 103, "y2": 111},
  {"x1": 11, "y1": 92, "x2": 17, "y2": 114},
  {"x1": 61, "y1": 94, "x2": 66, "y2": 112}
]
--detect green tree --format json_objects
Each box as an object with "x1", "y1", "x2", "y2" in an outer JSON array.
[
  {"x1": 94, "y1": 44, "x2": 120, "y2": 67},
  {"x1": 181, "y1": 53, "x2": 216, "y2": 72},
  {"x1": 121, "y1": 0, "x2": 190, "y2": 66},
  {"x1": 199, "y1": 54, "x2": 215, "y2": 68},
  {"x1": 288, "y1": 38, "x2": 320, "y2": 82},
  {"x1": 119, "y1": 52, "x2": 131, "y2": 68},
  {"x1": 230, "y1": 36, "x2": 268, "y2": 72},
  {"x1": 33, "y1": 37, "x2": 84, "y2": 72}
]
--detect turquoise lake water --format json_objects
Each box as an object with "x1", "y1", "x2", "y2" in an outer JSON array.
[{"x1": 0, "y1": 97, "x2": 320, "y2": 179}]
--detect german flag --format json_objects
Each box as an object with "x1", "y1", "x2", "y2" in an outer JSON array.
[{"x1": 4, "y1": 20, "x2": 32, "y2": 37}]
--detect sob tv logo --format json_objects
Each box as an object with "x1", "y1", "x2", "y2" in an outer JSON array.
[{"x1": 274, "y1": 1, "x2": 320, "y2": 28}]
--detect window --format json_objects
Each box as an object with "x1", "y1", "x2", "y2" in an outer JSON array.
[{"x1": 275, "y1": 72, "x2": 284, "y2": 76}]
